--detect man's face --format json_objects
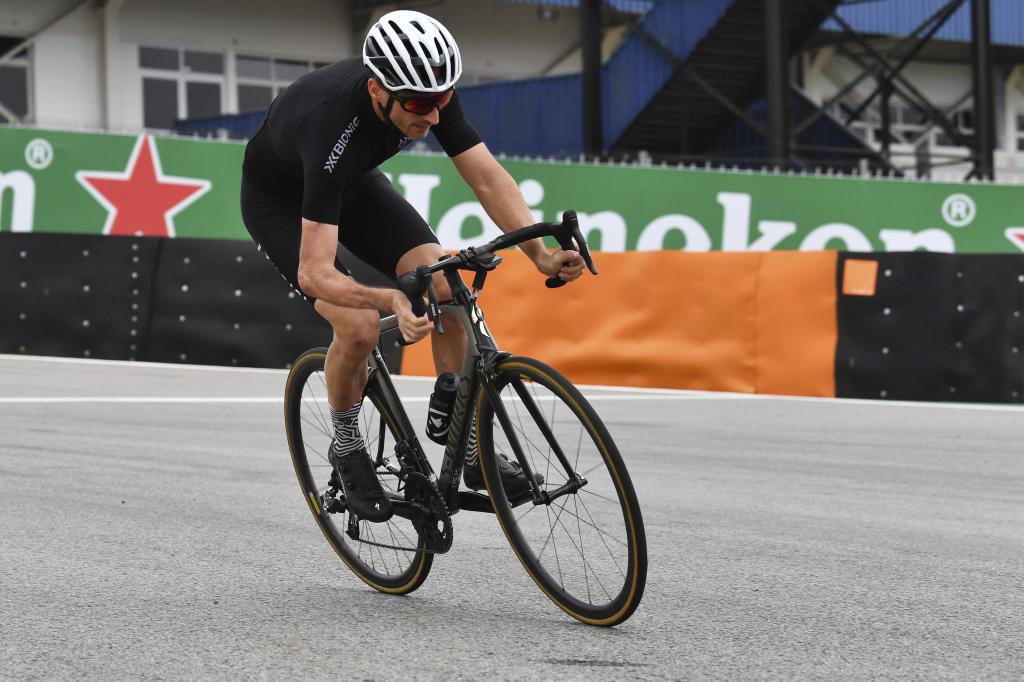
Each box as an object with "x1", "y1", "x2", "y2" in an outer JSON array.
[
  {"x1": 368, "y1": 78, "x2": 447, "y2": 139},
  {"x1": 389, "y1": 95, "x2": 441, "y2": 139}
]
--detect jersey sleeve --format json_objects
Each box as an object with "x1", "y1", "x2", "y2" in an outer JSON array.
[
  {"x1": 432, "y1": 91, "x2": 483, "y2": 157},
  {"x1": 296, "y1": 107, "x2": 345, "y2": 224}
]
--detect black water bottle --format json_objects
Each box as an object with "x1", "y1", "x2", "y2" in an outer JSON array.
[{"x1": 426, "y1": 372, "x2": 458, "y2": 445}]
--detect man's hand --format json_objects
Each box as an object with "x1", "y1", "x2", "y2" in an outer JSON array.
[
  {"x1": 391, "y1": 291, "x2": 434, "y2": 343},
  {"x1": 533, "y1": 249, "x2": 585, "y2": 284}
]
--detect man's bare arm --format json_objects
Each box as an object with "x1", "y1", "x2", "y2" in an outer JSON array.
[
  {"x1": 451, "y1": 143, "x2": 584, "y2": 283},
  {"x1": 297, "y1": 219, "x2": 433, "y2": 342},
  {"x1": 296, "y1": 219, "x2": 398, "y2": 310}
]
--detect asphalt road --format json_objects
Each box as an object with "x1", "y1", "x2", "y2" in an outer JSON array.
[{"x1": 1, "y1": 355, "x2": 1022, "y2": 680}]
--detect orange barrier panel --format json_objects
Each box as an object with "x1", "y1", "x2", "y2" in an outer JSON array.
[{"x1": 400, "y1": 250, "x2": 837, "y2": 396}]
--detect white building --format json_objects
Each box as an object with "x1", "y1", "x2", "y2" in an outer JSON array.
[
  {"x1": 0, "y1": 0, "x2": 626, "y2": 132},
  {"x1": 1, "y1": 0, "x2": 1022, "y2": 181}
]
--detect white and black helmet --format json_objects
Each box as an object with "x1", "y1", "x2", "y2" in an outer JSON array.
[{"x1": 362, "y1": 10, "x2": 462, "y2": 93}]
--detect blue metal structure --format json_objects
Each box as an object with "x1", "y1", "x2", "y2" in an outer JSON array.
[
  {"x1": 715, "y1": 89, "x2": 890, "y2": 170},
  {"x1": 452, "y1": 0, "x2": 736, "y2": 157},
  {"x1": 175, "y1": 111, "x2": 264, "y2": 140},
  {"x1": 825, "y1": 0, "x2": 1024, "y2": 47},
  {"x1": 500, "y1": 0, "x2": 655, "y2": 12}
]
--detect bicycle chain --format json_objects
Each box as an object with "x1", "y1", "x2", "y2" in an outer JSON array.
[{"x1": 323, "y1": 468, "x2": 452, "y2": 554}]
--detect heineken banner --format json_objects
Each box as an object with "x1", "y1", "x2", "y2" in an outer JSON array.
[{"x1": 2, "y1": 126, "x2": 1023, "y2": 253}]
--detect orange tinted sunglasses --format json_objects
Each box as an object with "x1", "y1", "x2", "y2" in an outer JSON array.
[{"x1": 392, "y1": 89, "x2": 454, "y2": 115}]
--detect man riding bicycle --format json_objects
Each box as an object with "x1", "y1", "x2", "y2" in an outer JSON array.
[{"x1": 240, "y1": 10, "x2": 584, "y2": 523}]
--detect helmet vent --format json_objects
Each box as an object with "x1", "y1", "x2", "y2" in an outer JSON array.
[{"x1": 363, "y1": 9, "x2": 462, "y2": 93}]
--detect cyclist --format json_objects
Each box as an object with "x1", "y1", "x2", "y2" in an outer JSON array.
[{"x1": 240, "y1": 10, "x2": 584, "y2": 522}]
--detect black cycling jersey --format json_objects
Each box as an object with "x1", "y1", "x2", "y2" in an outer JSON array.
[{"x1": 242, "y1": 57, "x2": 481, "y2": 225}]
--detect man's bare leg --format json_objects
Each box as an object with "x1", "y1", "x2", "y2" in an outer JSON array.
[
  {"x1": 313, "y1": 299, "x2": 381, "y2": 410},
  {"x1": 312, "y1": 297, "x2": 394, "y2": 521}
]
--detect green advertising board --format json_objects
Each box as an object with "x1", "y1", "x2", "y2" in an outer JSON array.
[{"x1": 2, "y1": 125, "x2": 1023, "y2": 252}]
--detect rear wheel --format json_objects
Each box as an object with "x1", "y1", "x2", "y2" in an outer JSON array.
[
  {"x1": 476, "y1": 356, "x2": 647, "y2": 626},
  {"x1": 285, "y1": 348, "x2": 432, "y2": 594}
]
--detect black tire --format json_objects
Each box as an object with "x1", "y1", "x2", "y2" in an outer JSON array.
[
  {"x1": 285, "y1": 348, "x2": 432, "y2": 594},
  {"x1": 476, "y1": 356, "x2": 647, "y2": 626}
]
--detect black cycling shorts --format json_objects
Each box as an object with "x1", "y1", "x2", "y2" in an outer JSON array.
[{"x1": 240, "y1": 168, "x2": 440, "y2": 303}]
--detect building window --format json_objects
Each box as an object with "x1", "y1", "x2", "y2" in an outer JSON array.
[
  {"x1": 934, "y1": 109, "x2": 974, "y2": 148},
  {"x1": 1016, "y1": 113, "x2": 1024, "y2": 152},
  {"x1": 0, "y1": 38, "x2": 30, "y2": 123},
  {"x1": 139, "y1": 46, "x2": 225, "y2": 129},
  {"x1": 236, "y1": 55, "x2": 330, "y2": 112}
]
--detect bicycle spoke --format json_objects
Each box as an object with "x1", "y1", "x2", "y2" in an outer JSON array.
[
  {"x1": 550, "y1": 499, "x2": 614, "y2": 601},
  {"x1": 515, "y1": 502, "x2": 540, "y2": 524},
  {"x1": 574, "y1": 494, "x2": 590, "y2": 604},
  {"x1": 553, "y1": 499, "x2": 629, "y2": 549},
  {"x1": 537, "y1": 495, "x2": 571, "y2": 565},
  {"x1": 579, "y1": 487, "x2": 620, "y2": 505},
  {"x1": 509, "y1": 390, "x2": 545, "y2": 485},
  {"x1": 301, "y1": 414, "x2": 332, "y2": 442},
  {"x1": 310, "y1": 372, "x2": 332, "y2": 437},
  {"x1": 575, "y1": 497, "x2": 628, "y2": 578},
  {"x1": 544, "y1": 503, "x2": 565, "y2": 588},
  {"x1": 575, "y1": 427, "x2": 584, "y2": 472}
]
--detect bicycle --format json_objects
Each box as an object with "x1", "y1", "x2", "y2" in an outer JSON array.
[{"x1": 284, "y1": 211, "x2": 647, "y2": 626}]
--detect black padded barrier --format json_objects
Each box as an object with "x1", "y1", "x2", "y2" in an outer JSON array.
[
  {"x1": 1, "y1": 233, "x2": 404, "y2": 371},
  {"x1": 1, "y1": 233, "x2": 159, "y2": 361},
  {"x1": 836, "y1": 252, "x2": 1024, "y2": 403}
]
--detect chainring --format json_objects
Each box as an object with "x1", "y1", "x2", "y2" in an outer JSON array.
[
  {"x1": 404, "y1": 472, "x2": 453, "y2": 554},
  {"x1": 321, "y1": 468, "x2": 453, "y2": 554}
]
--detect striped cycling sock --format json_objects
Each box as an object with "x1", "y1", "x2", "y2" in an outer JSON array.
[
  {"x1": 329, "y1": 400, "x2": 364, "y2": 457},
  {"x1": 464, "y1": 413, "x2": 479, "y2": 467}
]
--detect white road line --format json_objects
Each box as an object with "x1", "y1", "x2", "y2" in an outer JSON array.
[
  {"x1": 2, "y1": 395, "x2": 1020, "y2": 411},
  {"x1": 0, "y1": 394, "x2": 712, "y2": 404},
  {"x1": 0, "y1": 354, "x2": 288, "y2": 375},
  {"x1": 3, "y1": 356, "x2": 1021, "y2": 412},
  {"x1": 0, "y1": 397, "x2": 281, "y2": 403}
]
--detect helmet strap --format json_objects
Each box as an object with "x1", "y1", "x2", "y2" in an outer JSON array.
[{"x1": 378, "y1": 94, "x2": 403, "y2": 135}]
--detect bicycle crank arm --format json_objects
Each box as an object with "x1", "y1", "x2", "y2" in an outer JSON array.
[
  {"x1": 387, "y1": 499, "x2": 422, "y2": 520},
  {"x1": 457, "y1": 489, "x2": 549, "y2": 512}
]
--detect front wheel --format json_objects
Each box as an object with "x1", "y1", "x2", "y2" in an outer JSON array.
[
  {"x1": 285, "y1": 348, "x2": 432, "y2": 594},
  {"x1": 476, "y1": 356, "x2": 647, "y2": 626}
]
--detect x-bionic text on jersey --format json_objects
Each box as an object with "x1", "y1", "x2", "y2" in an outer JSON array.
[{"x1": 323, "y1": 116, "x2": 361, "y2": 173}]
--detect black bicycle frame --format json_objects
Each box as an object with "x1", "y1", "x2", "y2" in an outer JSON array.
[{"x1": 371, "y1": 271, "x2": 577, "y2": 515}]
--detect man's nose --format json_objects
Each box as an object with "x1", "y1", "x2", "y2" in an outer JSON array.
[{"x1": 424, "y1": 107, "x2": 440, "y2": 124}]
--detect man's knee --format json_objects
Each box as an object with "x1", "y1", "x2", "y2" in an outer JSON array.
[{"x1": 314, "y1": 301, "x2": 380, "y2": 354}]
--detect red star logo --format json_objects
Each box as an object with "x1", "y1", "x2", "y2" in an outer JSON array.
[
  {"x1": 76, "y1": 135, "x2": 211, "y2": 237},
  {"x1": 1007, "y1": 228, "x2": 1024, "y2": 252}
]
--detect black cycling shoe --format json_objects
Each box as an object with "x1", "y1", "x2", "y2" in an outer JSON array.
[
  {"x1": 329, "y1": 444, "x2": 394, "y2": 523},
  {"x1": 463, "y1": 452, "x2": 544, "y2": 499}
]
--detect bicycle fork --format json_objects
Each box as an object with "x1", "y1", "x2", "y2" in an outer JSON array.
[{"x1": 479, "y1": 370, "x2": 589, "y2": 507}]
